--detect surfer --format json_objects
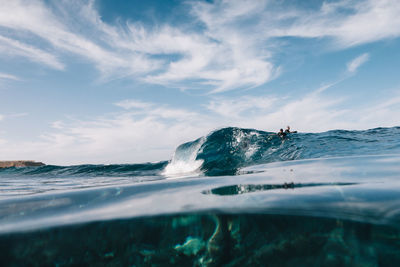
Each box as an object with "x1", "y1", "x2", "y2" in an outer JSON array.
[
  {"x1": 285, "y1": 126, "x2": 297, "y2": 134},
  {"x1": 278, "y1": 128, "x2": 287, "y2": 138}
]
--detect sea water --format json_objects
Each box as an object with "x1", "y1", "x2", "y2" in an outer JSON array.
[{"x1": 1, "y1": 127, "x2": 400, "y2": 266}]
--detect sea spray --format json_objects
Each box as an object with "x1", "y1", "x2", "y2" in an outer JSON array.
[{"x1": 162, "y1": 137, "x2": 206, "y2": 178}]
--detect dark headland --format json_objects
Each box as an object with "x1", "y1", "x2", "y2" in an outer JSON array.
[{"x1": 0, "y1": 161, "x2": 45, "y2": 168}]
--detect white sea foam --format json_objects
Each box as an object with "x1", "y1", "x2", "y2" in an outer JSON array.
[
  {"x1": 245, "y1": 145, "x2": 258, "y2": 159},
  {"x1": 162, "y1": 137, "x2": 206, "y2": 178},
  {"x1": 233, "y1": 129, "x2": 260, "y2": 159}
]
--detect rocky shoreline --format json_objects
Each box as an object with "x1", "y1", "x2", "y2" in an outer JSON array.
[{"x1": 0, "y1": 161, "x2": 45, "y2": 168}]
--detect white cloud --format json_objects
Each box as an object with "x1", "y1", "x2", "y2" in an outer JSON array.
[
  {"x1": 0, "y1": 72, "x2": 20, "y2": 81},
  {"x1": 0, "y1": 102, "x2": 215, "y2": 164},
  {"x1": 114, "y1": 99, "x2": 200, "y2": 121},
  {"x1": 114, "y1": 100, "x2": 154, "y2": 110},
  {"x1": 0, "y1": 113, "x2": 28, "y2": 124},
  {"x1": 0, "y1": 0, "x2": 398, "y2": 92},
  {"x1": 205, "y1": 91, "x2": 346, "y2": 132},
  {"x1": 205, "y1": 87, "x2": 400, "y2": 133},
  {"x1": 0, "y1": 0, "x2": 159, "y2": 76},
  {"x1": 0, "y1": 36, "x2": 64, "y2": 70},
  {"x1": 347, "y1": 53, "x2": 370, "y2": 73},
  {"x1": 8, "y1": 113, "x2": 28, "y2": 118},
  {"x1": 266, "y1": 0, "x2": 400, "y2": 48},
  {"x1": 207, "y1": 96, "x2": 278, "y2": 118},
  {"x1": 356, "y1": 95, "x2": 400, "y2": 126}
]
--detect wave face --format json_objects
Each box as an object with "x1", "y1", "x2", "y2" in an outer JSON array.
[
  {"x1": 167, "y1": 126, "x2": 400, "y2": 176},
  {"x1": 1, "y1": 126, "x2": 399, "y2": 178}
]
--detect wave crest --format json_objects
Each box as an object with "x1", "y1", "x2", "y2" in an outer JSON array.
[
  {"x1": 164, "y1": 126, "x2": 400, "y2": 176},
  {"x1": 1, "y1": 126, "x2": 399, "y2": 178}
]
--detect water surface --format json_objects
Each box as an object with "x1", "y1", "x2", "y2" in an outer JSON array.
[{"x1": 1, "y1": 127, "x2": 400, "y2": 266}]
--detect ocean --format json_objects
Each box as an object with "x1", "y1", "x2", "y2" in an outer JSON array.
[{"x1": 1, "y1": 126, "x2": 400, "y2": 266}]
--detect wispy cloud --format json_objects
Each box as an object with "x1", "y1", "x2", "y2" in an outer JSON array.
[
  {"x1": 113, "y1": 99, "x2": 200, "y2": 121},
  {"x1": 0, "y1": 36, "x2": 64, "y2": 70},
  {"x1": 0, "y1": 0, "x2": 398, "y2": 92},
  {"x1": 266, "y1": 0, "x2": 400, "y2": 48},
  {"x1": 207, "y1": 96, "x2": 278, "y2": 118},
  {"x1": 0, "y1": 113, "x2": 28, "y2": 123},
  {"x1": 0, "y1": 0, "x2": 158, "y2": 76},
  {"x1": 142, "y1": 1, "x2": 277, "y2": 92},
  {"x1": 205, "y1": 91, "x2": 346, "y2": 132},
  {"x1": 347, "y1": 53, "x2": 370, "y2": 73},
  {"x1": 205, "y1": 86, "x2": 400, "y2": 133},
  {"x1": 0, "y1": 72, "x2": 20, "y2": 81},
  {"x1": 0, "y1": 101, "x2": 213, "y2": 164},
  {"x1": 8, "y1": 113, "x2": 29, "y2": 118},
  {"x1": 114, "y1": 100, "x2": 154, "y2": 110}
]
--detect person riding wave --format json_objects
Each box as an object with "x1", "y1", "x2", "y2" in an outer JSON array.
[
  {"x1": 285, "y1": 126, "x2": 297, "y2": 134},
  {"x1": 278, "y1": 128, "x2": 287, "y2": 138},
  {"x1": 278, "y1": 126, "x2": 297, "y2": 138}
]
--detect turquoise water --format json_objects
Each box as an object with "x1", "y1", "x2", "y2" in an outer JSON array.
[{"x1": 1, "y1": 127, "x2": 400, "y2": 266}]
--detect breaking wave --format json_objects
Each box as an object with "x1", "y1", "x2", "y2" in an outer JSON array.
[
  {"x1": 1, "y1": 126, "x2": 399, "y2": 178},
  {"x1": 164, "y1": 126, "x2": 400, "y2": 176}
]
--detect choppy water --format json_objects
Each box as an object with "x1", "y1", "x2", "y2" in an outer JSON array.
[{"x1": 1, "y1": 127, "x2": 400, "y2": 266}]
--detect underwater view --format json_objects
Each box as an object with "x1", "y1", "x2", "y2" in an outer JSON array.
[{"x1": 1, "y1": 126, "x2": 400, "y2": 266}]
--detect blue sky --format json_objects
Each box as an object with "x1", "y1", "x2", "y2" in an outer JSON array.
[{"x1": 1, "y1": 0, "x2": 400, "y2": 164}]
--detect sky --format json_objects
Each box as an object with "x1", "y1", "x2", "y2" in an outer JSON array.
[{"x1": 1, "y1": 0, "x2": 400, "y2": 165}]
